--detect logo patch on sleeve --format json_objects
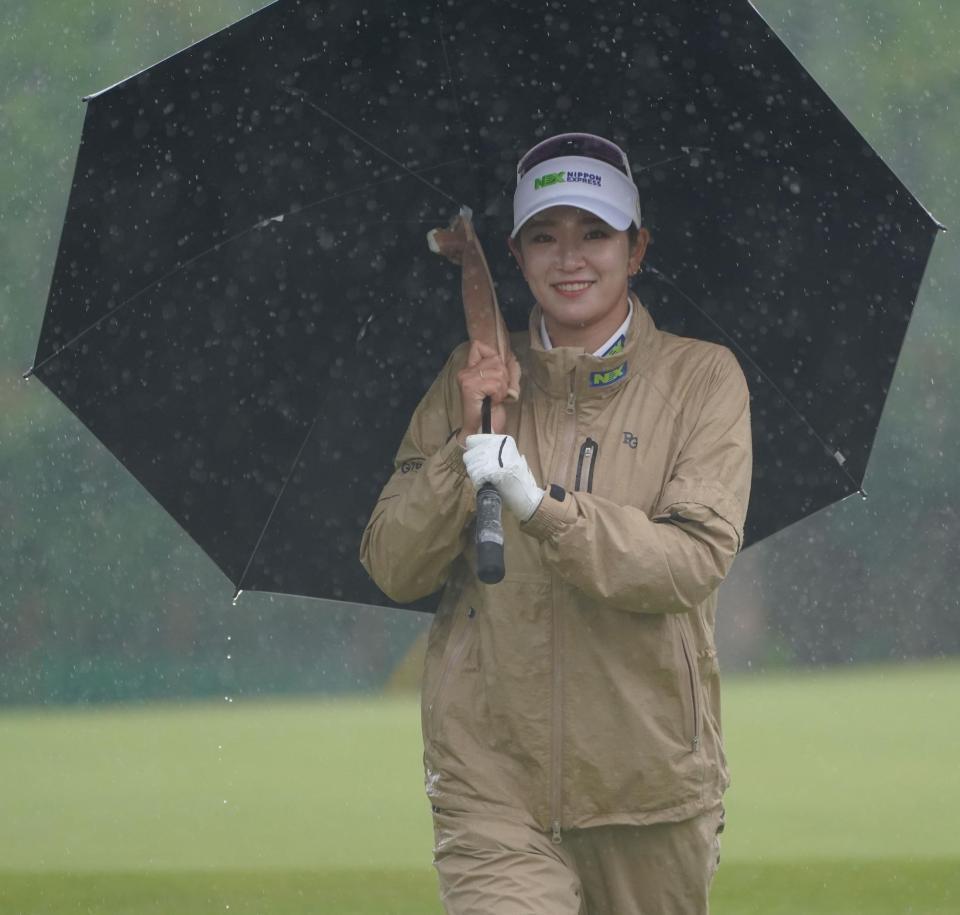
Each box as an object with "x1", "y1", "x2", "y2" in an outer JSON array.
[{"x1": 589, "y1": 361, "x2": 627, "y2": 387}]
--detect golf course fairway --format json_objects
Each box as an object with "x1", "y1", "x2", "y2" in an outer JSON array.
[{"x1": 2, "y1": 660, "x2": 957, "y2": 913}]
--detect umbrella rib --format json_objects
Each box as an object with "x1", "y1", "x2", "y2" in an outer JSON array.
[
  {"x1": 283, "y1": 86, "x2": 461, "y2": 207},
  {"x1": 26, "y1": 161, "x2": 464, "y2": 378},
  {"x1": 233, "y1": 413, "x2": 320, "y2": 598},
  {"x1": 434, "y1": 0, "x2": 474, "y2": 177},
  {"x1": 635, "y1": 147, "x2": 711, "y2": 174},
  {"x1": 644, "y1": 263, "x2": 866, "y2": 496}
]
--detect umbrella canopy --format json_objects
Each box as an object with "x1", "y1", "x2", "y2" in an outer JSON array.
[{"x1": 29, "y1": 0, "x2": 941, "y2": 609}]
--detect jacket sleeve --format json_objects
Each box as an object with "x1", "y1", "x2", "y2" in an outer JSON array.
[
  {"x1": 521, "y1": 347, "x2": 752, "y2": 614},
  {"x1": 359, "y1": 344, "x2": 475, "y2": 603}
]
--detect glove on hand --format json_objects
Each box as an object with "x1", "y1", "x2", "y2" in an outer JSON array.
[{"x1": 463, "y1": 434, "x2": 545, "y2": 522}]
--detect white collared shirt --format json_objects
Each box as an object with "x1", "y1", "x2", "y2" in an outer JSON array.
[{"x1": 539, "y1": 296, "x2": 633, "y2": 357}]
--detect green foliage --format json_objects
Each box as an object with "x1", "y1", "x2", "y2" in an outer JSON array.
[
  {"x1": 737, "y1": 0, "x2": 960, "y2": 666},
  {"x1": 1, "y1": 0, "x2": 432, "y2": 706},
  {"x1": 2, "y1": 0, "x2": 959, "y2": 704}
]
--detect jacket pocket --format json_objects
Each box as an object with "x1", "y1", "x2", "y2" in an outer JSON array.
[
  {"x1": 574, "y1": 437, "x2": 599, "y2": 492},
  {"x1": 425, "y1": 605, "x2": 478, "y2": 735},
  {"x1": 678, "y1": 621, "x2": 702, "y2": 753}
]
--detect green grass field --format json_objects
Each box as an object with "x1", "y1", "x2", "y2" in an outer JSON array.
[{"x1": 2, "y1": 661, "x2": 958, "y2": 913}]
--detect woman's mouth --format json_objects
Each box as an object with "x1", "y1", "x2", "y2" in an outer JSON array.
[{"x1": 552, "y1": 281, "x2": 594, "y2": 297}]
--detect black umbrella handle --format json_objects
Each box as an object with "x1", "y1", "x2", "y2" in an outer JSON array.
[{"x1": 475, "y1": 396, "x2": 505, "y2": 584}]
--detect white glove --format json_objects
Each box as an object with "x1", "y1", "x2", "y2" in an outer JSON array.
[{"x1": 463, "y1": 434, "x2": 545, "y2": 522}]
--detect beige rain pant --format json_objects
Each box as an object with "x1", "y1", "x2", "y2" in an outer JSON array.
[{"x1": 432, "y1": 805, "x2": 724, "y2": 915}]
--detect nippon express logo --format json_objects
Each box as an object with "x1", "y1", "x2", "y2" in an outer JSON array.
[{"x1": 534, "y1": 170, "x2": 602, "y2": 190}]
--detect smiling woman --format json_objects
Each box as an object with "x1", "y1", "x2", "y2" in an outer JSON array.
[
  {"x1": 360, "y1": 132, "x2": 753, "y2": 914},
  {"x1": 506, "y1": 134, "x2": 649, "y2": 351},
  {"x1": 508, "y1": 206, "x2": 648, "y2": 352}
]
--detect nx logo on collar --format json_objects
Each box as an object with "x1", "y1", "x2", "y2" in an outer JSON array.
[
  {"x1": 589, "y1": 361, "x2": 627, "y2": 388},
  {"x1": 602, "y1": 335, "x2": 626, "y2": 357}
]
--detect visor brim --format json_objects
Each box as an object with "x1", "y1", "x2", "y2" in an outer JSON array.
[{"x1": 510, "y1": 197, "x2": 635, "y2": 238}]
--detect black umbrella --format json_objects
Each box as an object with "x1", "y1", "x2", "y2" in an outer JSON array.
[{"x1": 28, "y1": 0, "x2": 941, "y2": 609}]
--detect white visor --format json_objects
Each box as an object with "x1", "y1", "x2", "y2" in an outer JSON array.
[{"x1": 512, "y1": 155, "x2": 641, "y2": 238}]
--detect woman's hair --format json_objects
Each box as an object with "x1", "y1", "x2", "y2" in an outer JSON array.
[{"x1": 515, "y1": 222, "x2": 640, "y2": 249}]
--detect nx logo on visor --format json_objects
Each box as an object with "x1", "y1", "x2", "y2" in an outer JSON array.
[{"x1": 534, "y1": 170, "x2": 603, "y2": 190}]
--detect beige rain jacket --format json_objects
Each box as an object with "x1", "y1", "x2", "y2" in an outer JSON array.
[{"x1": 360, "y1": 295, "x2": 752, "y2": 839}]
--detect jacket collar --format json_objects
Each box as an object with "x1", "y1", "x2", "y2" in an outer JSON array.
[{"x1": 524, "y1": 292, "x2": 660, "y2": 401}]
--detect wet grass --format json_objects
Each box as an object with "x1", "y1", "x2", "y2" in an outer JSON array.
[
  {"x1": 1, "y1": 860, "x2": 957, "y2": 914},
  {"x1": 713, "y1": 859, "x2": 960, "y2": 914},
  {"x1": 0, "y1": 869, "x2": 440, "y2": 915},
  {"x1": 1, "y1": 660, "x2": 957, "y2": 912}
]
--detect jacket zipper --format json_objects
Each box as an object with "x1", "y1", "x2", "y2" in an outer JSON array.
[
  {"x1": 550, "y1": 379, "x2": 577, "y2": 845},
  {"x1": 574, "y1": 438, "x2": 599, "y2": 493},
  {"x1": 678, "y1": 623, "x2": 702, "y2": 752},
  {"x1": 559, "y1": 381, "x2": 580, "y2": 489},
  {"x1": 546, "y1": 383, "x2": 578, "y2": 487},
  {"x1": 551, "y1": 583, "x2": 563, "y2": 843},
  {"x1": 427, "y1": 607, "x2": 476, "y2": 731}
]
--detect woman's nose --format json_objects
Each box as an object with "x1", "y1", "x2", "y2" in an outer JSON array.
[{"x1": 557, "y1": 241, "x2": 586, "y2": 269}]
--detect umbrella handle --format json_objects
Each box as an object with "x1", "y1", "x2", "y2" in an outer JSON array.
[{"x1": 475, "y1": 397, "x2": 505, "y2": 584}]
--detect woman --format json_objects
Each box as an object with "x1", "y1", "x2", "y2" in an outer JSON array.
[{"x1": 361, "y1": 133, "x2": 752, "y2": 914}]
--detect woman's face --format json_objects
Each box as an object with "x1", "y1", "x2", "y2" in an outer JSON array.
[{"x1": 509, "y1": 205, "x2": 648, "y2": 350}]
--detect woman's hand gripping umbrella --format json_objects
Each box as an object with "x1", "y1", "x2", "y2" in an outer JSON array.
[{"x1": 428, "y1": 207, "x2": 522, "y2": 584}]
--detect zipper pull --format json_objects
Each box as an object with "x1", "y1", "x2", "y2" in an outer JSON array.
[
  {"x1": 566, "y1": 390, "x2": 575, "y2": 414},
  {"x1": 552, "y1": 821, "x2": 562, "y2": 844}
]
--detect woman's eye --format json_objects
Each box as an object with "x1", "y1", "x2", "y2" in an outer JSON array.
[
  {"x1": 585, "y1": 229, "x2": 609, "y2": 240},
  {"x1": 530, "y1": 233, "x2": 553, "y2": 243}
]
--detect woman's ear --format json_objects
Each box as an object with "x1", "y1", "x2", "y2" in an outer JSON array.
[
  {"x1": 629, "y1": 228, "x2": 651, "y2": 275},
  {"x1": 507, "y1": 235, "x2": 524, "y2": 272}
]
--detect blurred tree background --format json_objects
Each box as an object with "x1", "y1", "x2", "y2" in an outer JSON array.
[{"x1": 1, "y1": 0, "x2": 957, "y2": 706}]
